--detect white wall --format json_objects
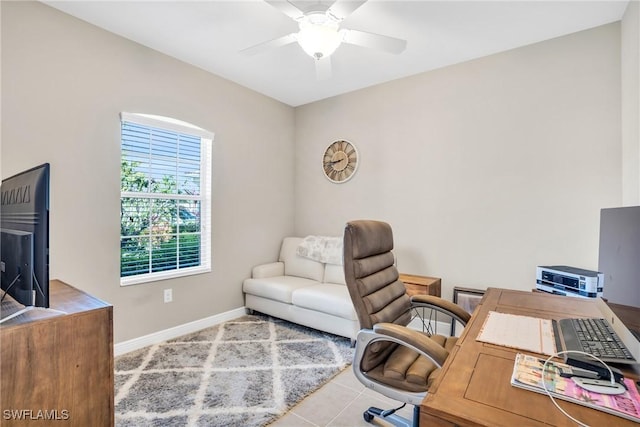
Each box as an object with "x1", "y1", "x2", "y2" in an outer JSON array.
[
  {"x1": 294, "y1": 24, "x2": 622, "y2": 300},
  {"x1": 1, "y1": 2, "x2": 629, "y2": 343},
  {"x1": 622, "y1": 0, "x2": 640, "y2": 206},
  {"x1": 1, "y1": 2, "x2": 296, "y2": 343}
]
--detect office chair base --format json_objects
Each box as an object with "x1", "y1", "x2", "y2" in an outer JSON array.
[{"x1": 362, "y1": 405, "x2": 419, "y2": 427}]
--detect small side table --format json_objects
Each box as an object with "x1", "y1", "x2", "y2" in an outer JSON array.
[
  {"x1": 399, "y1": 273, "x2": 441, "y2": 297},
  {"x1": 399, "y1": 274, "x2": 442, "y2": 334}
]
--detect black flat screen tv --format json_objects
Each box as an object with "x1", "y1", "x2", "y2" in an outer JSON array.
[{"x1": 0, "y1": 163, "x2": 50, "y2": 310}]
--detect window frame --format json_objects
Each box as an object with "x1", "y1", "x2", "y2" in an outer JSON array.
[{"x1": 119, "y1": 112, "x2": 214, "y2": 286}]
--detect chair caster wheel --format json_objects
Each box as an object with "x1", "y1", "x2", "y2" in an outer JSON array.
[{"x1": 363, "y1": 411, "x2": 374, "y2": 422}]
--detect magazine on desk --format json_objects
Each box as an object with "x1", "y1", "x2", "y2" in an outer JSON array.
[{"x1": 511, "y1": 353, "x2": 640, "y2": 423}]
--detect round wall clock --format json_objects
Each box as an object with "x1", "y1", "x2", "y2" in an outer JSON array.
[{"x1": 322, "y1": 140, "x2": 358, "y2": 183}]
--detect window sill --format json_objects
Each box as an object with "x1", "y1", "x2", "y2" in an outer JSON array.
[{"x1": 120, "y1": 266, "x2": 211, "y2": 286}]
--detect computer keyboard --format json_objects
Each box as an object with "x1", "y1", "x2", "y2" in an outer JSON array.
[{"x1": 570, "y1": 318, "x2": 634, "y2": 361}]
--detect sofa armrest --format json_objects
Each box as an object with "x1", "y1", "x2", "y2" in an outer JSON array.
[{"x1": 252, "y1": 262, "x2": 285, "y2": 278}]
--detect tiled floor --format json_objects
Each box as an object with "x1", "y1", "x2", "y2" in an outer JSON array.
[
  {"x1": 269, "y1": 316, "x2": 450, "y2": 426},
  {"x1": 269, "y1": 366, "x2": 415, "y2": 427}
]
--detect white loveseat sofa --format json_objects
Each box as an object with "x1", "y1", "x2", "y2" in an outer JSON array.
[{"x1": 242, "y1": 237, "x2": 359, "y2": 342}]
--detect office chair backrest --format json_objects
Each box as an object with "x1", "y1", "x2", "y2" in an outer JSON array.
[{"x1": 344, "y1": 220, "x2": 412, "y2": 370}]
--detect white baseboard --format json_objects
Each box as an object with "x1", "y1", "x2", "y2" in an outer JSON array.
[
  {"x1": 114, "y1": 306, "x2": 247, "y2": 356},
  {"x1": 115, "y1": 307, "x2": 462, "y2": 356}
]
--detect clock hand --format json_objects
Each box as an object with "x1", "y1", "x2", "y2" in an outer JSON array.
[{"x1": 324, "y1": 159, "x2": 344, "y2": 166}]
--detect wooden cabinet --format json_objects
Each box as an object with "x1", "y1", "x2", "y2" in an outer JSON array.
[
  {"x1": 399, "y1": 273, "x2": 441, "y2": 297},
  {"x1": 0, "y1": 280, "x2": 114, "y2": 426}
]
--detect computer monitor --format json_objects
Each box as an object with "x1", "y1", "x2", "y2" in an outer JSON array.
[{"x1": 598, "y1": 205, "x2": 640, "y2": 311}]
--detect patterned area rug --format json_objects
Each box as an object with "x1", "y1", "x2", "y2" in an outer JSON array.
[{"x1": 114, "y1": 314, "x2": 354, "y2": 426}]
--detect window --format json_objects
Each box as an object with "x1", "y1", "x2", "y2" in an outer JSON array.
[{"x1": 120, "y1": 113, "x2": 213, "y2": 286}]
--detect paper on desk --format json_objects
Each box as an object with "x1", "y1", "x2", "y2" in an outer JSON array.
[{"x1": 476, "y1": 311, "x2": 557, "y2": 356}]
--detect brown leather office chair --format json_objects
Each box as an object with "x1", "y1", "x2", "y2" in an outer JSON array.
[{"x1": 343, "y1": 220, "x2": 471, "y2": 427}]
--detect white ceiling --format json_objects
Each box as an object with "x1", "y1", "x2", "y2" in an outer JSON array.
[{"x1": 43, "y1": 1, "x2": 629, "y2": 107}]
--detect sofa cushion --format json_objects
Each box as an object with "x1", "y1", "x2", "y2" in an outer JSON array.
[
  {"x1": 324, "y1": 263, "x2": 346, "y2": 285},
  {"x1": 243, "y1": 276, "x2": 318, "y2": 304},
  {"x1": 291, "y1": 284, "x2": 357, "y2": 320},
  {"x1": 279, "y1": 237, "x2": 324, "y2": 282}
]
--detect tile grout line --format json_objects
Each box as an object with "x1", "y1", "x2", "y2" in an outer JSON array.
[
  {"x1": 324, "y1": 387, "x2": 368, "y2": 427},
  {"x1": 284, "y1": 373, "x2": 366, "y2": 427}
]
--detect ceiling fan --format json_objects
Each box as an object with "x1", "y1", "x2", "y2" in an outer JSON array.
[{"x1": 240, "y1": 0, "x2": 407, "y2": 80}]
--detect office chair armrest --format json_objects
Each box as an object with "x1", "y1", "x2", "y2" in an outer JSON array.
[
  {"x1": 410, "y1": 295, "x2": 472, "y2": 326},
  {"x1": 373, "y1": 323, "x2": 449, "y2": 366}
]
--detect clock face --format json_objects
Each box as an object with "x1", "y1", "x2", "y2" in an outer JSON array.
[{"x1": 322, "y1": 140, "x2": 358, "y2": 183}]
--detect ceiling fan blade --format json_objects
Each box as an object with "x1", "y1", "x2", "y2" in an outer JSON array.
[
  {"x1": 342, "y1": 29, "x2": 407, "y2": 54},
  {"x1": 328, "y1": 0, "x2": 368, "y2": 20},
  {"x1": 315, "y1": 56, "x2": 332, "y2": 80},
  {"x1": 240, "y1": 33, "x2": 297, "y2": 56},
  {"x1": 265, "y1": 0, "x2": 305, "y2": 20}
]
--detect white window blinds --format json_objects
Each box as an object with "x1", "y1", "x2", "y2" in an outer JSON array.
[{"x1": 120, "y1": 113, "x2": 213, "y2": 285}]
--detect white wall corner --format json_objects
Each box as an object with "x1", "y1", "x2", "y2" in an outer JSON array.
[{"x1": 622, "y1": 0, "x2": 640, "y2": 205}]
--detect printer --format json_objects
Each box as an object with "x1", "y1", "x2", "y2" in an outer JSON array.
[{"x1": 536, "y1": 265, "x2": 603, "y2": 298}]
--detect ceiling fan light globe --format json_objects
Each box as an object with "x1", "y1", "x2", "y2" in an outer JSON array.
[{"x1": 297, "y1": 21, "x2": 342, "y2": 60}]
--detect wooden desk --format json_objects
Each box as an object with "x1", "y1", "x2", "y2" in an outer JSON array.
[
  {"x1": 421, "y1": 288, "x2": 640, "y2": 427},
  {"x1": 609, "y1": 302, "x2": 640, "y2": 336},
  {"x1": 1, "y1": 280, "x2": 114, "y2": 426}
]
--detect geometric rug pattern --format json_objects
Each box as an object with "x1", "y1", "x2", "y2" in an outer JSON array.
[{"x1": 114, "y1": 314, "x2": 354, "y2": 427}]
